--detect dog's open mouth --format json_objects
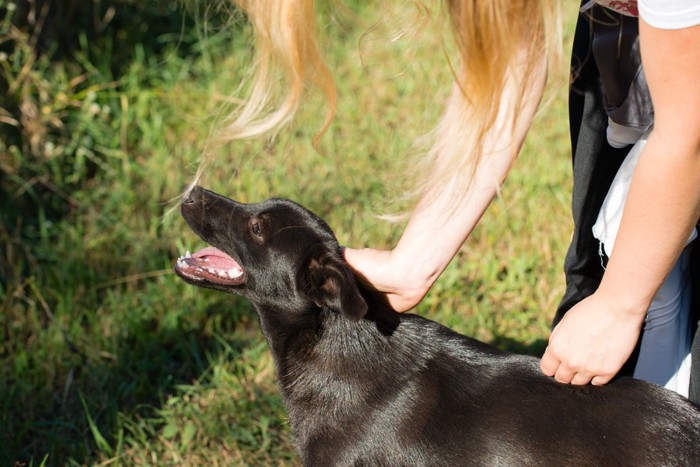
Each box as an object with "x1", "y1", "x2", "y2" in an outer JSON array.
[{"x1": 175, "y1": 246, "x2": 245, "y2": 286}]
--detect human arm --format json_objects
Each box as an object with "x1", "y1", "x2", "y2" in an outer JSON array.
[
  {"x1": 540, "y1": 19, "x2": 700, "y2": 385},
  {"x1": 344, "y1": 59, "x2": 546, "y2": 312}
]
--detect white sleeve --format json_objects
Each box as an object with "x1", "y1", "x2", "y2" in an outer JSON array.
[{"x1": 638, "y1": 0, "x2": 700, "y2": 29}]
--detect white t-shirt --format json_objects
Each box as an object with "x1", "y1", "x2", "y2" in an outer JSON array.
[
  {"x1": 592, "y1": 137, "x2": 698, "y2": 257},
  {"x1": 639, "y1": 0, "x2": 700, "y2": 29},
  {"x1": 584, "y1": 1, "x2": 700, "y2": 29}
]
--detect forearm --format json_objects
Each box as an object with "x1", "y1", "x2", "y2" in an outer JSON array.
[
  {"x1": 343, "y1": 107, "x2": 531, "y2": 311},
  {"x1": 392, "y1": 66, "x2": 546, "y2": 294},
  {"x1": 599, "y1": 19, "x2": 700, "y2": 317},
  {"x1": 392, "y1": 145, "x2": 513, "y2": 293},
  {"x1": 344, "y1": 55, "x2": 546, "y2": 311},
  {"x1": 598, "y1": 135, "x2": 700, "y2": 315}
]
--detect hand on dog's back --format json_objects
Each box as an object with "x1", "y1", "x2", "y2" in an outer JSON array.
[{"x1": 343, "y1": 247, "x2": 429, "y2": 312}]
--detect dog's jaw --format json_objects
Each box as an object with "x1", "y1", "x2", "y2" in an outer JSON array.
[{"x1": 174, "y1": 246, "x2": 246, "y2": 287}]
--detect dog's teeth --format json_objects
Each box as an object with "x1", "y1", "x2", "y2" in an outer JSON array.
[
  {"x1": 207, "y1": 268, "x2": 226, "y2": 278},
  {"x1": 185, "y1": 250, "x2": 192, "y2": 258}
]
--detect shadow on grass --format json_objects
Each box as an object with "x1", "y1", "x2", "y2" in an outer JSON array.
[
  {"x1": 0, "y1": 200, "x2": 292, "y2": 463},
  {"x1": 0, "y1": 281, "x2": 298, "y2": 465},
  {"x1": 491, "y1": 336, "x2": 549, "y2": 359}
]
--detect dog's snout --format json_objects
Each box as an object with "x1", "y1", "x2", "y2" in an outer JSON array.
[{"x1": 182, "y1": 185, "x2": 203, "y2": 205}]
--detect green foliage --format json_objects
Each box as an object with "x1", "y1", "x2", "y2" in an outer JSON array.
[{"x1": 1, "y1": 1, "x2": 578, "y2": 465}]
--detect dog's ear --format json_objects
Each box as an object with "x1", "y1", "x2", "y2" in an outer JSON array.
[{"x1": 302, "y1": 250, "x2": 368, "y2": 321}]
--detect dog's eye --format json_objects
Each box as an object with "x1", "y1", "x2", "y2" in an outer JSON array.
[{"x1": 251, "y1": 221, "x2": 262, "y2": 238}]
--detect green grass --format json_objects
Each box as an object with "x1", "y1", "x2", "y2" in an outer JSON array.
[{"x1": 1, "y1": 1, "x2": 577, "y2": 465}]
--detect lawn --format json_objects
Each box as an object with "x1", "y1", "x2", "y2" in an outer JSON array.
[{"x1": 1, "y1": 1, "x2": 577, "y2": 465}]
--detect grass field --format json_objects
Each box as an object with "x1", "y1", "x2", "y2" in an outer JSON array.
[{"x1": 2, "y1": 1, "x2": 577, "y2": 465}]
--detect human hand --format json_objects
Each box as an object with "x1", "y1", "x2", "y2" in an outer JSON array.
[
  {"x1": 540, "y1": 291, "x2": 644, "y2": 386},
  {"x1": 342, "y1": 247, "x2": 432, "y2": 312}
]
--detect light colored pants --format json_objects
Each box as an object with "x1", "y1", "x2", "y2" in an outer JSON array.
[{"x1": 632, "y1": 246, "x2": 693, "y2": 397}]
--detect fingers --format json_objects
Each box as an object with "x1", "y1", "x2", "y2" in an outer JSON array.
[
  {"x1": 570, "y1": 372, "x2": 593, "y2": 386},
  {"x1": 341, "y1": 247, "x2": 363, "y2": 274},
  {"x1": 539, "y1": 346, "x2": 559, "y2": 377},
  {"x1": 342, "y1": 247, "x2": 386, "y2": 290},
  {"x1": 541, "y1": 354, "x2": 588, "y2": 385},
  {"x1": 341, "y1": 247, "x2": 425, "y2": 312},
  {"x1": 541, "y1": 346, "x2": 614, "y2": 386},
  {"x1": 543, "y1": 360, "x2": 592, "y2": 385},
  {"x1": 591, "y1": 374, "x2": 614, "y2": 386}
]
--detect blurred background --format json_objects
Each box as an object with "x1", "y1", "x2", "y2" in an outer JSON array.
[{"x1": 1, "y1": 1, "x2": 575, "y2": 464}]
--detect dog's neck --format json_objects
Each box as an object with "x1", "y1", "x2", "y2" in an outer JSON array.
[
  {"x1": 255, "y1": 289, "x2": 402, "y2": 382},
  {"x1": 254, "y1": 304, "x2": 320, "y2": 368},
  {"x1": 254, "y1": 295, "x2": 423, "y2": 443}
]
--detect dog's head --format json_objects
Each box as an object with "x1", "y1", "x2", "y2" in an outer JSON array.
[{"x1": 175, "y1": 186, "x2": 367, "y2": 321}]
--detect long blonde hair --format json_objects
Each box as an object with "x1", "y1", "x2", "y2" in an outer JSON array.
[{"x1": 206, "y1": 0, "x2": 560, "y2": 206}]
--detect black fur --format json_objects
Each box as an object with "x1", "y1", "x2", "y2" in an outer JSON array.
[{"x1": 176, "y1": 186, "x2": 700, "y2": 466}]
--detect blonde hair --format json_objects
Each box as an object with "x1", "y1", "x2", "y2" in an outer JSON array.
[
  {"x1": 220, "y1": 0, "x2": 336, "y2": 143},
  {"x1": 205, "y1": 0, "x2": 561, "y2": 206},
  {"x1": 415, "y1": 0, "x2": 561, "y2": 206}
]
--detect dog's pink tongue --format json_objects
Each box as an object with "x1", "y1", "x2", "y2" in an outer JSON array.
[
  {"x1": 175, "y1": 246, "x2": 244, "y2": 285},
  {"x1": 192, "y1": 246, "x2": 239, "y2": 269}
]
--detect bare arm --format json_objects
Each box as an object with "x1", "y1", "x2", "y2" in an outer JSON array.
[
  {"x1": 344, "y1": 59, "x2": 546, "y2": 311},
  {"x1": 540, "y1": 19, "x2": 700, "y2": 385}
]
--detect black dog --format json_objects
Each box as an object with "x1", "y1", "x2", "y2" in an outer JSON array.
[{"x1": 175, "y1": 186, "x2": 700, "y2": 466}]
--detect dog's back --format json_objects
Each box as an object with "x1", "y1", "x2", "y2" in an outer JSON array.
[
  {"x1": 284, "y1": 304, "x2": 700, "y2": 466},
  {"x1": 176, "y1": 187, "x2": 700, "y2": 466}
]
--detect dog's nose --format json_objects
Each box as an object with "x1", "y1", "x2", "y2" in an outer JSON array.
[{"x1": 182, "y1": 185, "x2": 202, "y2": 205}]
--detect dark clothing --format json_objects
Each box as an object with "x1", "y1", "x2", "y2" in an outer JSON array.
[
  {"x1": 589, "y1": 8, "x2": 653, "y2": 136},
  {"x1": 689, "y1": 246, "x2": 700, "y2": 402},
  {"x1": 555, "y1": 5, "x2": 635, "y2": 324}
]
